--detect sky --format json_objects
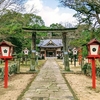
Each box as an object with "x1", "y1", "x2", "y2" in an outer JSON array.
[{"x1": 24, "y1": 0, "x2": 78, "y2": 27}]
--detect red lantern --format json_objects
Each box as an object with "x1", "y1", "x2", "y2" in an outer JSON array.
[
  {"x1": 23, "y1": 48, "x2": 29, "y2": 55},
  {"x1": 0, "y1": 40, "x2": 14, "y2": 60},
  {"x1": 87, "y1": 38, "x2": 100, "y2": 89},
  {"x1": 87, "y1": 38, "x2": 100, "y2": 58},
  {"x1": 0, "y1": 40, "x2": 15, "y2": 88}
]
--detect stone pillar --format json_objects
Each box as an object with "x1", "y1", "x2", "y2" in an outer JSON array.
[
  {"x1": 62, "y1": 32, "x2": 70, "y2": 71},
  {"x1": 30, "y1": 32, "x2": 36, "y2": 71}
]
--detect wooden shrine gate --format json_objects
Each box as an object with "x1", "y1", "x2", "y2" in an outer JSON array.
[{"x1": 22, "y1": 28, "x2": 77, "y2": 71}]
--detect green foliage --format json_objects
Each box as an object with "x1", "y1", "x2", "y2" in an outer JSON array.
[
  {"x1": 17, "y1": 52, "x2": 24, "y2": 58},
  {"x1": 82, "y1": 63, "x2": 91, "y2": 75},
  {"x1": 0, "y1": 64, "x2": 17, "y2": 79},
  {"x1": 0, "y1": 68, "x2": 4, "y2": 79},
  {"x1": 59, "y1": 0, "x2": 100, "y2": 26},
  {"x1": 0, "y1": 10, "x2": 45, "y2": 54},
  {"x1": 82, "y1": 46, "x2": 88, "y2": 57},
  {"x1": 9, "y1": 64, "x2": 17, "y2": 75},
  {"x1": 82, "y1": 63, "x2": 100, "y2": 78},
  {"x1": 50, "y1": 23, "x2": 65, "y2": 36},
  {"x1": 96, "y1": 67, "x2": 100, "y2": 77}
]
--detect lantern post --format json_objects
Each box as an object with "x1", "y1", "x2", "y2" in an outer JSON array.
[
  {"x1": 72, "y1": 47, "x2": 78, "y2": 67},
  {"x1": 0, "y1": 40, "x2": 14, "y2": 88},
  {"x1": 23, "y1": 48, "x2": 29, "y2": 65},
  {"x1": 78, "y1": 47, "x2": 83, "y2": 70},
  {"x1": 87, "y1": 38, "x2": 100, "y2": 89}
]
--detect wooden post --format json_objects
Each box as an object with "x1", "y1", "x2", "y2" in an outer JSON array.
[
  {"x1": 62, "y1": 32, "x2": 70, "y2": 71},
  {"x1": 25, "y1": 55, "x2": 27, "y2": 65},
  {"x1": 30, "y1": 32, "x2": 36, "y2": 71},
  {"x1": 73, "y1": 55, "x2": 76, "y2": 67},
  {"x1": 17, "y1": 58, "x2": 20, "y2": 73},
  {"x1": 4, "y1": 59, "x2": 8, "y2": 88},
  {"x1": 92, "y1": 58, "x2": 96, "y2": 89}
]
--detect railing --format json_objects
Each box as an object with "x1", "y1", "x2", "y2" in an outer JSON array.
[{"x1": 0, "y1": 63, "x2": 17, "y2": 79}]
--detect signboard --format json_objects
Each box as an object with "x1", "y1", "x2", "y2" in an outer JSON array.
[
  {"x1": 64, "y1": 52, "x2": 68, "y2": 55},
  {"x1": 32, "y1": 50, "x2": 36, "y2": 53}
]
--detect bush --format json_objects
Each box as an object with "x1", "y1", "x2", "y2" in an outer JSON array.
[
  {"x1": 82, "y1": 63, "x2": 91, "y2": 75},
  {"x1": 96, "y1": 67, "x2": 100, "y2": 77},
  {"x1": 82, "y1": 63, "x2": 100, "y2": 78}
]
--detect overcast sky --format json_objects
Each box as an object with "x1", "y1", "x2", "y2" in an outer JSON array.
[{"x1": 24, "y1": 0, "x2": 78, "y2": 27}]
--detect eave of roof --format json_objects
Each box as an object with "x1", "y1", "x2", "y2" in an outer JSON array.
[
  {"x1": 0, "y1": 40, "x2": 15, "y2": 46},
  {"x1": 39, "y1": 46, "x2": 63, "y2": 48}
]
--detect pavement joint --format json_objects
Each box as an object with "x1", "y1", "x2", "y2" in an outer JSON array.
[{"x1": 22, "y1": 58, "x2": 75, "y2": 100}]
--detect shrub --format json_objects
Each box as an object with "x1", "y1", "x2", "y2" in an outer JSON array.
[{"x1": 82, "y1": 63, "x2": 91, "y2": 75}]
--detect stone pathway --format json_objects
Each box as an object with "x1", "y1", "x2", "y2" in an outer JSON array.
[{"x1": 22, "y1": 58, "x2": 75, "y2": 100}]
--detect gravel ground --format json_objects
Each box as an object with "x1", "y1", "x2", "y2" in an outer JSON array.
[
  {"x1": 0, "y1": 74, "x2": 35, "y2": 100},
  {"x1": 0, "y1": 59, "x2": 100, "y2": 100},
  {"x1": 56, "y1": 59, "x2": 100, "y2": 100},
  {"x1": 65, "y1": 74, "x2": 100, "y2": 100}
]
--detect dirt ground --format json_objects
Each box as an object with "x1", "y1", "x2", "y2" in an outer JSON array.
[
  {"x1": 0, "y1": 60, "x2": 45, "y2": 100},
  {"x1": 65, "y1": 74, "x2": 100, "y2": 100},
  {"x1": 56, "y1": 59, "x2": 100, "y2": 100},
  {"x1": 0, "y1": 59, "x2": 100, "y2": 100},
  {"x1": 0, "y1": 74, "x2": 35, "y2": 100}
]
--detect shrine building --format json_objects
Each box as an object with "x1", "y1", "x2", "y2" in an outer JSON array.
[{"x1": 37, "y1": 39, "x2": 63, "y2": 57}]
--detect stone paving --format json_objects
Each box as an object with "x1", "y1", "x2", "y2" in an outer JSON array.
[{"x1": 22, "y1": 58, "x2": 75, "y2": 100}]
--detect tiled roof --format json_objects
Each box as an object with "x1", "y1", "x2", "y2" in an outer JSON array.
[
  {"x1": 38, "y1": 39, "x2": 63, "y2": 47},
  {"x1": 0, "y1": 40, "x2": 15, "y2": 46},
  {"x1": 87, "y1": 38, "x2": 100, "y2": 45}
]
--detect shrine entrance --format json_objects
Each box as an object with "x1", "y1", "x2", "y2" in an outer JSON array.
[
  {"x1": 22, "y1": 28, "x2": 78, "y2": 71},
  {"x1": 46, "y1": 49, "x2": 56, "y2": 57}
]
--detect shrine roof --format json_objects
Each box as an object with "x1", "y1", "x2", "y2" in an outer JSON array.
[{"x1": 38, "y1": 39, "x2": 63, "y2": 47}]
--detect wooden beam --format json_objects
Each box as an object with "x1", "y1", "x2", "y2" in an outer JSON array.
[{"x1": 22, "y1": 28, "x2": 77, "y2": 33}]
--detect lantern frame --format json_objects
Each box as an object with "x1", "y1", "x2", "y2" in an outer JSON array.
[
  {"x1": 23, "y1": 48, "x2": 29, "y2": 55},
  {"x1": 87, "y1": 38, "x2": 100, "y2": 59},
  {"x1": 0, "y1": 40, "x2": 14, "y2": 60}
]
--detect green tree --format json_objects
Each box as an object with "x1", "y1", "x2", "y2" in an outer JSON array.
[
  {"x1": 0, "y1": 10, "x2": 45, "y2": 53},
  {"x1": 59, "y1": 0, "x2": 100, "y2": 28},
  {"x1": 50, "y1": 23, "x2": 65, "y2": 36},
  {"x1": 50, "y1": 23, "x2": 64, "y2": 29}
]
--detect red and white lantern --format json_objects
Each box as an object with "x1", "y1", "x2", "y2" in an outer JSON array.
[
  {"x1": 87, "y1": 38, "x2": 100, "y2": 89},
  {"x1": 87, "y1": 38, "x2": 100, "y2": 58},
  {"x1": 0, "y1": 40, "x2": 14, "y2": 59},
  {"x1": 0, "y1": 40, "x2": 14, "y2": 88}
]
